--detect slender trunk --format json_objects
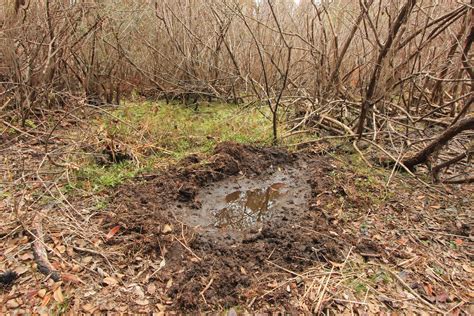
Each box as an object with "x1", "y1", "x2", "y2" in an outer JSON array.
[{"x1": 356, "y1": 0, "x2": 416, "y2": 138}]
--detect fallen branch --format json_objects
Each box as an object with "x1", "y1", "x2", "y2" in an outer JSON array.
[
  {"x1": 402, "y1": 116, "x2": 474, "y2": 170},
  {"x1": 432, "y1": 149, "x2": 472, "y2": 181},
  {"x1": 31, "y1": 213, "x2": 61, "y2": 282},
  {"x1": 386, "y1": 268, "x2": 446, "y2": 314},
  {"x1": 442, "y1": 176, "x2": 474, "y2": 184}
]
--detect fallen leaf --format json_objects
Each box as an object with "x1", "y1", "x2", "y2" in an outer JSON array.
[
  {"x1": 462, "y1": 264, "x2": 473, "y2": 273},
  {"x1": 37, "y1": 289, "x2": 47, "y2": 298},
  {"x1": 159, "y1": 258, "x2": 166, "y2": 269},
  {"x1": 133, "y1": 285, "x2": 145, "y2": 299},
  {"x1": 56, "y1": 245, "x2": 66, "y2": 254},
  {"x1": 103, "y1": 276, "x2": 119, "y2": 286},
  {"x1": 162, "y1": 224, "x2": 173, "y2": 234},
  {"x1": 4, "y1": 245, "x2": 17, "y2": 255},
  {"x1": 20, "y1": 253, "x2": 34, "y2": 261},
  {"x1": 147, "y1": 283, "x2": 156, "y2": 295},
  {"x1": 82, "y1": 256, "x2": 93, "y2": 264},
  {"x1": 62, "y1": 273, "x2": 84, "y2": 284},
  {"x1": 6, "y1": 299, "x2": 19, "y2": 309},
  {"x1": 41, "y1": 294, "x2": 51, "y2": 307},
  {"x1": 136, "y1": 299, "x2": 149, "y2": 306},
  {"x1": 53, "y1": 287, "x2": 64, "y2": 303},
  {"x1": 106, "y1": 225, "x2": 121, "y2": 240},
  {"x1": 156, "y1": 303, "x2": 166, "y2": 311},
  {"x1": 423, "y1": 283, "x2": 434, "y2": 296},
  {"x1": 15, "y1": 266, "x2": 28, "y2": 275},
  {"x1": 436, "y1": 292, "x2": 448, "y2": 303},
  {"x1": 227, "y1": 308, "x2": 238, "y2": 316},
  {"x1": 82, "y1": 304, "x2": 95, "y2": 313}
]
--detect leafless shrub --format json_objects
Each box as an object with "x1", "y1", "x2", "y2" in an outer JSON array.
[{"x1": 1, "y1": 0, "x2": 472, "y2": 181}]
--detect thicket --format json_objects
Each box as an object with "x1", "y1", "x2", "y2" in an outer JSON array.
[{"x1": 1, "y1": 0, "x2": 472, "y2": 183}]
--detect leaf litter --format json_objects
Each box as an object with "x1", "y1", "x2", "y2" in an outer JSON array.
[{"x1": 0, "y1": 141, "x2": 472, "y2": 314}]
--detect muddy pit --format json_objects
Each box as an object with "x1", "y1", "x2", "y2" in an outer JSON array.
[
  {"x1": 173, "y1": 162, "x2": 311, "y2": 240},
  {"x1": 110, "y1": 142, "x2": 347, "y2": 310}
]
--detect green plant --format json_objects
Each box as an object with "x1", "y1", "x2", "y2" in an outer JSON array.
[
  {"x1": 353, "y1": 282, "x2": 368, "y2": 295},
  {"x1": 75, "y1": 161, "x2": 139, "y2": 192}
]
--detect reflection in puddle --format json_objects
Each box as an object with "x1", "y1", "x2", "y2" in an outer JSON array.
[{"x1": 213, "y1": 183, "x2": 286, "y2": 229}]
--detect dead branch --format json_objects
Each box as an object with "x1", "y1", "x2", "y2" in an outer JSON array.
[{"x1": 402, "y1": 115, "x2": 474, "y2": 170}]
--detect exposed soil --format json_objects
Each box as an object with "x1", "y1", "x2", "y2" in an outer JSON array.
[
  {"x1": 1, "y1": 140, "x2": 472, "y2": 314},
  {"x1": 109, "y1": 142, "x2": 349, "y2": 310}
]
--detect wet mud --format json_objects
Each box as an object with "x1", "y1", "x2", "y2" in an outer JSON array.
[{"x1": 108, "y1": 142, "x2": 348, "y2": 310}]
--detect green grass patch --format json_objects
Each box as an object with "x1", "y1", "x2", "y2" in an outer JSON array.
[
  {"x1": 70, "y1": 101, "x2": 276, "y2": 192},
  {"x1": 104, "y1": 101, "x2": 274, "y2": 159},
  {"x1": 74, "y1": 161, "x2": 140, "y2": 191}
]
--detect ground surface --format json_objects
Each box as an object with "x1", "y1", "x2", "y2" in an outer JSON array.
[{"x1": 1, "y1": 104, "x2": 473, "y2": 315}]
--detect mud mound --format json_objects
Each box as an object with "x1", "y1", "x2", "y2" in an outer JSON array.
[{"x1": 108, "y1": 143, "x2": 348, "y2": 311}]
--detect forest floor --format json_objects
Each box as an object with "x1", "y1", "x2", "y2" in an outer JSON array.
[{"x1": 1, "y1": 102, "x2": 473, "y2": 315}]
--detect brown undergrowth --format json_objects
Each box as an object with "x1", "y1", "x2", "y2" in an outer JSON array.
[{"x1": 1, "y1": 138, "x2": 473, "y2": 314}]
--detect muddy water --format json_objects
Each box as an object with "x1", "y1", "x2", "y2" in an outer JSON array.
[
  {"x1": 213, "y1": 182, "x2": 286, "y2": 229},
  {"x1": 174, "y1": 162, "x2": 311, "y2": 235}
]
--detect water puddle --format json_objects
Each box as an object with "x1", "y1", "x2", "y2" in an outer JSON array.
[
  {"x1": 175, "y1": 163, "x2": 310, "y2": 234},
  {"x1": 213, "y1": 183, "x2": 286, "y2": 229}
]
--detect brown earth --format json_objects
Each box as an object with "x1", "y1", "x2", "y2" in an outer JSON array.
[
  {"x1": 108, "y1": 142, "x2": 349, "y2": 310},
  {"x1": 1, "y1": 141, "x2": 472, "y2": 314}
]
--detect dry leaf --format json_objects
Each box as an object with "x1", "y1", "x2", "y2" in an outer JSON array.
[
  {"x1": 4, "y1": 246, "x2": 17, "y2": 255},
  {"x1": 423, "y1": 283, "x2": 433, "y2": 296},
  {"x1": 156, "y1": 304, "x2": 166, "y2": 311},
  {"x1": 82, "y1": 304, "x2": 95, "y2": 313},
  {"x1": 56, "y1": 245, "x2": 66, "y2": 254},
  {"x1": 15, "y1": 266, "x2": 28, "y2": 275},
  {"x1": 436, "y1": 292, "x2": 448, "y2": 303},
  {"x1": 462, "y1": 264, "x2": 473, "y2": 273},
  {"x1": 136, "y1": 299, "x2": 149, "y2": 306},
  {"x1": 53, "y1": 287, "x2": 64, "y2": 303},
  {"x1": 62, "y1": 273, "x2": 84, "y2": 284},
  {"x1": 41, "y1": 294, "x2": 51, "y2": 307},
  {"x1": 162, "y1": 224, "x2": 173, "y2": 234},
  {"x1": 37, "y1": 289, "x2": 47, "y2": 298},
  {"x1": 103, "y1": 276, "x2": 119, "y2": 286},
  {"x1": 106, "y1": 225, "x2": 121, "y2": 240},
  {"x1": 147, "y1": 283, "x2": 156, "y2": 295},
  {"x1": 82, "y1": 256, "x2": 93, "y2": 264},
  {"x1": 6, "y1": 299, "x2": 20, "y2": 309},
  {"x1": 20, "y1": 253, "x2": 34, "y2": 261},
  {"x1": 159, "y1": 258, "x2": 166, "y2": 269}
]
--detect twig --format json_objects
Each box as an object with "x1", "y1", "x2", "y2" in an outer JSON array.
[
  {"x1": 199, "y1": 277, "x2": 214, "y2": 304},
  {"x1": 173, "y1": 236, "x2": 202, "y2": 261},
  {"x1": 386, "y1": 268, "x2": 447, "y2": 314}
]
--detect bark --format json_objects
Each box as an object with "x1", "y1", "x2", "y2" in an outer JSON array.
[
  {"x1": 356, "y1": 0, "x2": 417, "y2": 138},
  {"x1": 402, "y1": 116, "x2": 474, "y2": 170},
  {"x1": 31, "y1": 213, "x2": 61, "y2": 282}
]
